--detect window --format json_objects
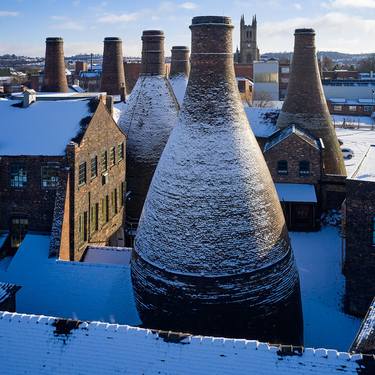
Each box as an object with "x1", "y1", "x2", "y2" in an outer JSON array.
[
  {"x1": 94, "y1": 203, "x2": 99, "y2": 232},
  {"x1": 118, "y1": 143, "x2": 124, "y2": 161},
  {"x1": 105, "y1": 195, "x2": 109, "y2": 223},
  {"x1": 90, "y1": 156, "x2": 98, "y2": 179},
  {"x1": 79, "y1": 212, "x2": 88, "y2": 243},
  {"x1": 120, "y1": 182, "x2": 124, "y2": 207},
  {"x1": 110, "y1": 147, "x2": 116, "y2": 166},
  {"x1": 10, "y1": 164, "x2": 27, "y2": 188},
  {"x1": 281, "y1": 66, "x2": 290, "y2": 74},
  {"x1": 41, "y1": 164, "x2": 59, "y2": 188},
  {"x1": 277, "y1": 160, "x2": 288, "y2": 175},
  {"x1": 281, "y1": 77, "x2": 289, "y2": 83},
  {"x1": 101, "y1": 150, "x2": 108, "y2": 172},
  {"x1": 10, "y1": 218, "x2": 28, "y2": 249},
  {"x1": 349, "y1": 105, "x2": 357, "y2": 112},
  {"x1": 78, "y1": 162, "x2": 87, "y2": 186},
  {"x1": 364, "y1": 106, "x2": 373, "y2": 113},
  {"x1": 333, "y1": 105, "x2": 342, "y2": 112},
  {"x1": 112, "y1": 188, "x2": 118, "y2": 215},
  {"x1": 372, "y1": 217, "x2": 375, "y2": 246},
  {"x1": 299, "y1": 160, "x2": 310, "y2": 176}
]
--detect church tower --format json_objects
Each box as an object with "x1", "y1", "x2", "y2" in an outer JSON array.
[{"x1": 239, "y1": 15, "x2": 260, "y2": 63}]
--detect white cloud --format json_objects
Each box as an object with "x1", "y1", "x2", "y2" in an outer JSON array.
[
  {"x1": 97, "y1": 12, "x2": 140, "y2": 23},
  {"x1": 179, "y1": 2, "x2": 197, "y2": 10},
  {"x1": 0, "y1": 11, "x2": 19, "y2": 17},
  {"x1": 293, "y1": 3, "x2": 302, "y2": 10},
  {"x1": 50, "y1": 16, "x2": 85, "y2": 30},
  {"x1": 325, "y1": 0, "x2": 375, "y2": 8},
  {"x1": 259, "y1": 12, "x2": 375, "y2": 53}
]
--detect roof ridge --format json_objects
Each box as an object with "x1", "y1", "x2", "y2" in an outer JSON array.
[{"x1": 0, "y1": 311, "x2": 368, "y2": 362}]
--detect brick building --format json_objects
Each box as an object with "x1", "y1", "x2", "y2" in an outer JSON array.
[
  {"x1": 0, "y1": 93, "x2": 126, "y2": 261},
  {"x1": 327, "y1": 98, "x2": 375, "y2": 116},
  {"x1": 344, "y1": 145, "x2": 375, "y2": 316},
  {"x1": 263, "y1": 125, "x2": 322, "y2": 230}
]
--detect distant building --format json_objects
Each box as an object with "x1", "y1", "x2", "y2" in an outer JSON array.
[
  {"x1": 236, "y1": 77, "x2": 253, "y2": 105},
  {"x1": 0, "y1": 93, "x2": 126, "y2": 261},
  {"x1": 344, "y1": 145, "x2": 375, "y2": 316},
  {"x1": 327, "y1": 98, "x2": 375, "y2": 116},
  {"x1": 279, "y1": 61, "x2": 290, "y2": 100},
  {"x1": 253, "y1": 60, "x2": 279, "y2": 101},
  {"x1": 239, "y1": 15, "x2": 260, "y2": 63}
]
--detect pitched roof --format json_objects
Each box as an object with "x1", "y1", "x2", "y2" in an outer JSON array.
[
  {"x1": 0, "y1": 311, "x2": 372, "y2": 375},
  {"x1": 264, "y1": 125, "x2": 321, "y2": 152},
  {"x1": 351, "y1": 298, "x2": 375, "y2": 354},
  {"x1": 350, "y1": 144, "x2": 375, "y2": 182},
  {"x1": 0, "y1": 98, "x2": 91, "y2": 156},
  {"x1": 0, "y1": 282, "x2": 20, "y2": 304}
]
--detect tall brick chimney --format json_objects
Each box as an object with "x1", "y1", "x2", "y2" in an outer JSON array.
[
  {"x1": 42, "y1": 37, "x2": 68, "y2": 92},
  {"x1": 141, "y1": 30, "x2": 165, "y2": 75},
  {"x1": 100, "y1": 37, "x2": 126, "y2": 99},
  {"x1": 169, "y1": 46, "x2": 190, "y2": 105},
  {"x1": 118, "y1": 30, "x2": 178, "y2": 229},
  {"x1": 131, "y1": 16, "x2": 303, "y2": 345},
  {"x1": 277, "y1": 29, "x2": 346, "y2": 176}
]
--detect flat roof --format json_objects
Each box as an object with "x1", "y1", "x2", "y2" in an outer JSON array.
[
  {"x1": 275, "y1": 183, "x2": 317, "y2": 203},
  {"x1": 350, "y1": 145, "x2": 375, "y2": 182}
]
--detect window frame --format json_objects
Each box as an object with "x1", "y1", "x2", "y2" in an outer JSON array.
[
  {"x1": 78, "y1": 162, "x2": 87, "y2": 186},
  {"x1": 299, "y1": 160, "x2": 311, "y2": 176},
  {"x1": 41, "y1": 163, "x2": 59, "y2": 189},
  {"x1": 277, "y1": 160, "x2": 288, "y2": 175},
  {"x1": 110, "y1": 146, "x2": 116, "y2": 167},
  {"x1": 10, "y1": 164, "x2": 27, "y2": 188},
  {"x1": 101, "y1": 150, "x2": 108, "y2": 172},
  {"x1": 90, "y1": 155, "x2": 98, "y2": 180},
  {"x1": 118, "y1": 142, "x2": 124, "y2": 162}
]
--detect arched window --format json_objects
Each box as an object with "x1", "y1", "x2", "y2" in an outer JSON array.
[
  {"x1": 277, "y1": 160, "x2": 288, "y2": 175},
  {"x1": 299, "y1": 160, "x2": 310, "y2": 176}
]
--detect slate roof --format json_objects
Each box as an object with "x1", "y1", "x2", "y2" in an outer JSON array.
[
  {"x1": 264, "y1": 125, "x2": 321, "y2": 152},
  {"x1": 0, "y1": 282, "x2": 20, "y2": 304},
  {"x1": 0, "y1": 311, "x2": 373, "y2": 375},
  {"x1": 351, "y1": 298, "x2": 375, "y2": 354}
]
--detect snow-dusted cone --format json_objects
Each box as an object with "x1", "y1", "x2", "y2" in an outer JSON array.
[
  {"x1": 131, "y1": 16, "x2": 303, "y2": 345},
  {"x1": 277, "y1": 29, "x2": 346, "y2": 176},
  {"x1": 118, "y1": 30, "x2": 179, "y2": 225},
  {"x1": 42, "y1": 37, "x2": 68, "y2": 92},
  {"x1": 169, "y1": 46, "x2": 190, "y2": 105},
  {"x1": 100, "y1": 37, "x2": 126, "y2": 98}
]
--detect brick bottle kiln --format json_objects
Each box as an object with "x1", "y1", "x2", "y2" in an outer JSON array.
[
  {"x1": 169, "y1": 46, "x2": 190, "y2": 105},
  {"x1": 131, "y1": 16, "x2": 303, "y2": 346}
]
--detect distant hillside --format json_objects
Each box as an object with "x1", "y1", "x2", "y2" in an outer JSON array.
[{"x1": 261, "y1": 51, "x2": 375, "y2": 63}]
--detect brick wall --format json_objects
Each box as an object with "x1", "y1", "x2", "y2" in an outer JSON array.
[
  {"x1": 345, "y1": 179, "x2": 375, "y2": 316},
  {"x1": 67, "y1": 101, "x2": 126, "y2": 261},
  {"x1": 264, "y1": 134, "x2": 321, "y2": 185},
  {"x1": 0, "y1": 155, "x2": 64, "y2": 234}
]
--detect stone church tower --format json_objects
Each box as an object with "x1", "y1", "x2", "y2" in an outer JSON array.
[{"x1": 239, "y1": 15, "x2": 260, "y2": 63}]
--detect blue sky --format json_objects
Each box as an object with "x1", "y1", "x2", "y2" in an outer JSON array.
[{"x1": 1, "y1": 0, "x2": 375, "y2": 56}]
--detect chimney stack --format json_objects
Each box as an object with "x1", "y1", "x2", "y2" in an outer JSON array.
[
  {"x1": 141, "y1": 30, "x2": 165, "y2": 75},
  {"x1": 100, "y1": 37, "x2": 126, "y2": 99},
  {"x1": 131, "y1": 16, "x2": 303, "y2": 345},
  {"x1": 170, "y1": 46, "x2": 190, "y2": 77},
  {"x1": 277, "y1": 29, "x2": 346, "y2": 176},
  {"x1": 42, "y1": 37, "x2": 68, "y2": 92}
]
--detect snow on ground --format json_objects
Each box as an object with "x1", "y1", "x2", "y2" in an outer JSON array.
[
  {"x1": 291, "y1": 226, "x2": 361, "y2": 351},
  {"x1": 335, "y1": 127, "x2": 375, "y2": 176},
  {"x1": 0, "y1": 234, "x2": 140, "y2": 326},
  {"x1": 332, "y1": 115, "x2": 374, "y2": 129}
]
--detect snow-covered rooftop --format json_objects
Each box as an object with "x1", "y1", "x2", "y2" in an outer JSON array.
[
  {"x1": 0, "y1": 282, "x2": 20, "y2": 304},
  {"x1": 350, "y1": 144, "x2": 375, "y2": 182},
  {"x1": 244, "y1": 106, "x2": 279, "y2": 138},
  {"x1": 0, "y1": 234, "x2": 140, "y2": 325},
  {"x1": 169, "y1": 74, "x2": 188, "y2": 106},
  {"x1": 0, "y1": 310, "x2": 371, "y2": 375},
  {"x1": 264, "y1": 125, "x2": 320, "y2": 152},
  {"x1": 83, "y1": 246, "x2": 132, "y2": 265},
  {"x1": 0, "y1": 99, "x2": 91, "y2": 156},
  {"x1": 275, "y1": 183, "x2": 317, "y2": 203},
  {"x1": 350, "y1": 297, "x2": 375, "y2": 354}
]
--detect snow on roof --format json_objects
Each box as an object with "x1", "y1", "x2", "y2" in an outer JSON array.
[
  {"x1": 118, "y1": 75, "x2": 178, "y2": 164},
  {"x1": 275, "y1": 183, "x2": 317, "y2": 203},
  {"x1": 0, "y1": 311, "x2": 371, "y2": 375},
  {"x1": 169, "y1": 74, "x2": 188, "y2": 106},
  {"x1": 83, "y1": 246, "x2": 132, "y2": 265},
  {"x1": 244, "y1": 106, "x2": 279, "y2": 138},
  {"x1": 0, "y1": 282, "x2": 20, "y2": 304},
  {"x1": 70, "y1": 84, "x2": 85, "y2": 93},
  {"x1": 351, "y1": 144, "x2": 375, "y2": 182},
  {"x1": 351, "y1": 297, "x2": 375, "y2": 354},
  {"x1": 264, "y1": 125, "x2": 320, "y2": 152},
  {"x1": 0, "y1": 99, "x2": 91, "y2": 156},
  {"x1": 0, "y1": 234, "x2": 140, "y2": 325}
]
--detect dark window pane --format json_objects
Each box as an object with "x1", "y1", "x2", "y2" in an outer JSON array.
[
  {"x1": 78, "y1": 162, "x2": 87, "y2": 186},
  {"x1": 10, "y1": 164, "x2": 27, "y2": 188},
  {"x1": 277, "y1": 160, "x2": 288, "y2": 175}
]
